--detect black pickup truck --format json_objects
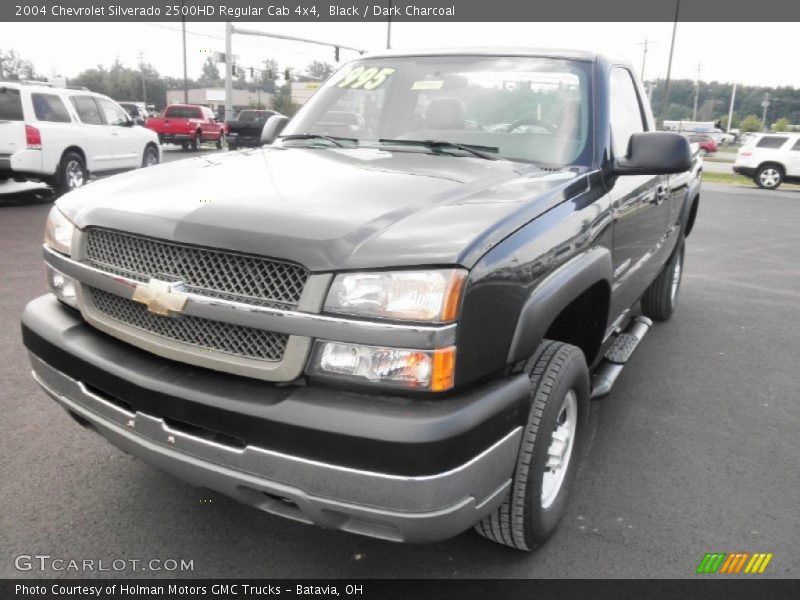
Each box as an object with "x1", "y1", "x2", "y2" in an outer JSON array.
[
  {"x1": 22, "y1": 49, "x2": 700, "y2": 551},
  {"x1": 225, "y1": 109, "x2": 278, "y2": 149}
]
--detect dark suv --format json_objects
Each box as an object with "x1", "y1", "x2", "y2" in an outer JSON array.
[{"x1": 22, "y1": 49, "x2": 700, "y2": 551}]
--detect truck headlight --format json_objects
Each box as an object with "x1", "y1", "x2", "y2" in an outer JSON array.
[
  {"x1": 308, "y1": 341, "x2": 456, "y2": 391},
  {"x1": 324, "y1": 269, "x2": 467, "y2": 323},
  {"x1": 44, "y1": 207, "x2": 75, "y2": 256}
]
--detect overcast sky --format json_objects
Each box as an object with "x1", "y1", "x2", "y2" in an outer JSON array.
[{"x1": 3, "y1": 21, "x2": 800, "y2": 88}]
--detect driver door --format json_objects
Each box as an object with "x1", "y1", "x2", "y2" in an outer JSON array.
[{"x1": 608, "y1": 67, "x2": 671, "y2": 318}]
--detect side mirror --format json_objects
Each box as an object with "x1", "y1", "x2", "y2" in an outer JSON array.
[
  {"x1": 133, "y1": 117, "x2": 145, "y2": 126},
  {"x1": 261, "y1": 115, "x2": 289, "y2": 145},
  {"x1": 614, "y1": 132, "x2": 691, "y2": 176}
]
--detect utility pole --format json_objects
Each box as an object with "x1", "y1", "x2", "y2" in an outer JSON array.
[
  {"x1": 137, "y1": 51, "x2": 147, "y2": 105},
  {"x1": 637, "y1": 38, "x2": 650, "y2": 81},
  {"x1": 726, "y1": 82, "x2": 737, "y2": 133},
  {"x1": 658, "y1": 0, "x2": 681, "y2": 129},
  {"x1": 225, "y1": 21, "x2": 233, "y2": 122},
  {"x1": 761, "y1": 93, "x2": 770, "y2": 132},
  {"x1": 692, "y1": 63, "x2": 702, "y2": 121},
  {"x1": 181, "y1": 4, "x2": 188, "y2": 103}
]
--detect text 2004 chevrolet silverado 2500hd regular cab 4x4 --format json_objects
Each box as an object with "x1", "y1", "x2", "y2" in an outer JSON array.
[{"x1": 22, "y1": 49, "x2": 700, "y2": 551}]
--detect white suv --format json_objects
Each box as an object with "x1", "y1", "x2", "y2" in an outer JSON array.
[
  {"x1": 733, "y1": 132, "x2": 800, "y2": 190},
  {"x1": 0, "y1": 82, "x2": 160, "y2": 194}
]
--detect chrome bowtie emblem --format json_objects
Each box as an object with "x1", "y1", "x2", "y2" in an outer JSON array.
[{"x1": 131, "y1": 279, "x2": 188, "y2": 317}]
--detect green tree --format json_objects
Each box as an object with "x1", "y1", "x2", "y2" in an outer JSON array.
[
  {"x1": 69, "y1": 61, "x2": 179, "y2": 109},
  {"x1": 772, "y1": 117, "x2": 791, "y2": 132},
  {"x1": 719, "y1": 112, "x2": 738, "y2": 130},
  {"x1": 258, "y1": 58, "x2": 279, "y2": 94},
  {"x1": 738, "y1": 114, "x2": 763, "y2": 132},
  {"x1": 306, "y1": 60, "x2": 334, "y2": 81},
  {"x1": 198, "y1": 56, "x2": 221, "y2": 87},
  {"x1": 271, "y1": 81, "x2": 298, "y2": 116},
  {"x1": 0, "y1": 48, "x2": 40, "y2": 80},
  {"x1": 666, "y1": 103, "x2": 692, "y2": 121}
]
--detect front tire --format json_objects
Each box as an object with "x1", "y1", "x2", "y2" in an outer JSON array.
[
  {"x1": 54, "y1": 151, "x2": 87, "y2": 195},
  {"x1": 641, "y1": 238, "x2": 685, "y2": 321},
  {"x1": 754, "y1": 164, "x2": 783, "y2": 190},
  {"x1": 475, "y1": 341, "x2": 589, "y2": 551}
]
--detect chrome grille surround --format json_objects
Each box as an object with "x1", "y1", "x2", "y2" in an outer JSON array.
[
  {"x1": 88, "y1": 287, "x2": 288, "y2": 362},
  {"x1": 84, "y1": 228, "x2": 309, "y2": 308}
]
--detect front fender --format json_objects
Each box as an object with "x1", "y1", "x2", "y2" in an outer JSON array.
[{"x1": 506, "y1": 246, "x2": 612, "y2": 364}]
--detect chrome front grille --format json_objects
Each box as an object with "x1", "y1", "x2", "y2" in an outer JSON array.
[
  {"x1": 89, "y1": 287, "x2": 288, "y2": 362},
  {"x1": 84, "y1": 228, "x2": 309, "y2": 308}
]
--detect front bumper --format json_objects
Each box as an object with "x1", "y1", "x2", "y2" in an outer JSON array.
[{"x1": 22, "y1": 295, "x2": 528, "y2": 543}]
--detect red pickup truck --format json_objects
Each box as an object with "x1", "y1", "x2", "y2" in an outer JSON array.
[{"x1": 146, "y1": 104, "x2": 223, "y2": 150}]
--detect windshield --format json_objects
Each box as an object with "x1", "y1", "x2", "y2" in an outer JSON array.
[
  {"x1": 284, "y1": 55, "x2": 593, "y2": 166},
  {"x1": 238, "y1": 110, "x2": 272, "y2": 121},
  {"x1": 165, "y1": 106, "x2": 201, "y2": 119}
]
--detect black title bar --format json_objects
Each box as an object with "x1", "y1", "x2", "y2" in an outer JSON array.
[{"x1": 3, "y1": 0, "x2": 800, "y2": 22}]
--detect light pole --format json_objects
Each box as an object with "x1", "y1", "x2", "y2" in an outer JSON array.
[
  {"x1": 137, "y1": 51, "x2": 147, "y2": 105},
  {"x1": 726, "y1": 82, "x2": 737, "y2": 133},
  {"x1": 761, "y1": 93, "x2": 770, "y2": 132},
  {"x1": 658, "y1": 0, "x2": 681, "y2": 129},
  {"x1": 691, "y1": 63, "x2": 701, "y2": 121}
]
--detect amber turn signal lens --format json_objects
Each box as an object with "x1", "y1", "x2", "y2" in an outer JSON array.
[
  {"x1": 440, "y1": 271, "x2": 466, "y2": 323},
  {"x1": 431, "y1": 346, "x2": 456, "y2": 392}
]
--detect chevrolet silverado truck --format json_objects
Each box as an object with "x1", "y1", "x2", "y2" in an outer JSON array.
[
  {"x1": 22, "y1": 49, "x2": 700, "y2": 551},
  {"x1": 146, "y1": 104, "x2": 223, "y2": 151},
  {"x1": 225, "y1": 109, "x2": 278, "y2": 150}
]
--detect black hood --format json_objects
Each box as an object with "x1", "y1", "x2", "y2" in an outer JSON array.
[{"x1": 58, "y1": 146, "x2": 583, "y2": 271}]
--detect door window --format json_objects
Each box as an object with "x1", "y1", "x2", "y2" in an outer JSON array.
[
  {"x1": 0, "y1": 87, "x2": 24, "y2": 121},
  {"x1": 70, "y1": 96, "x2": 103, "y2": 125},
  {"x1": 756, "y1": 136, "x2": 788, "y2": 149},
  {"x1": 31, "y1": 93, "x2": 72, "y2": 123},
  {"x1": 97, "y1": 97, "x2": 130, "y2": 126},
  {"x1": 609, "y1": 68, "x2": 646, "y2": 157},
  {"x1": 790, "y1": 138, "x2": 800, "y2": 151}
]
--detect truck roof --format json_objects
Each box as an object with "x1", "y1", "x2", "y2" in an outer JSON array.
[{"x1": 359, "y1": 47, "x2": 603, "y2": 63}]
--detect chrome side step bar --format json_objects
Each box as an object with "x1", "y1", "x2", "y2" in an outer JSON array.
[{"x1": 590, "y1": 315, "x2": 653, "y2": 399}]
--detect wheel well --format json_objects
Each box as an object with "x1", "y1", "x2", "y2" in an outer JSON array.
[
  {"x1": 61, "y1": 146, "x2": 86, "y2": 167},
  {"x1": 758, "y1": 161, "x2": 786, "y2": 174},
  {"x1": 543, "y1": 280, "x2": 610, "y2": 366},
  {"x1": 685, "y1": 194, "x2": 700, "y2": 237}
]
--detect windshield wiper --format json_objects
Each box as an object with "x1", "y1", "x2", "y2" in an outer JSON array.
[
  {"x1": 378, "y1": 139, "x2": 500, "y2": 160},
  {"x1": 279, "y1": 134, "x2": 358, "y2": 147}
]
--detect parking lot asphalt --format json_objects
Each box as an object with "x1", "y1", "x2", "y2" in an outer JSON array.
[{"x1": 1, "y1": 176, "x2": 798, "y2": 579}]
